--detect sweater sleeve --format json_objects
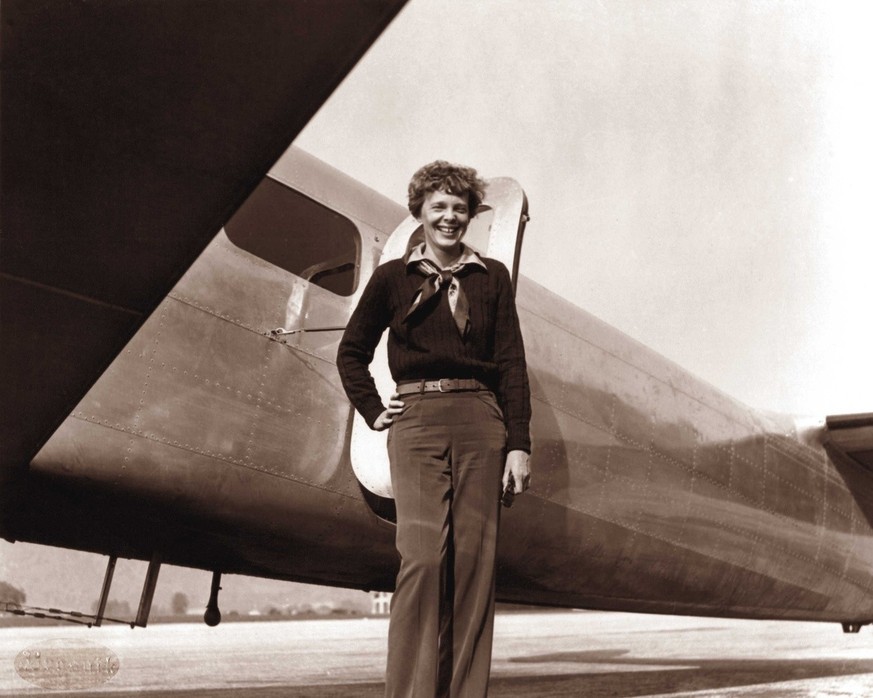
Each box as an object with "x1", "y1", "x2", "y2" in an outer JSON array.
[
  {"x1": 336, "y1": 265, "x2": 393, "y2": 429},
  {"x1": 492, "y1": 263, "x2": 531, "y2": 453}
]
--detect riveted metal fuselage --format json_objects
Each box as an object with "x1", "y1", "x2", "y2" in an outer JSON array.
[{"x1": 19, "y1": 150, "x2": 873, "y2": 623}]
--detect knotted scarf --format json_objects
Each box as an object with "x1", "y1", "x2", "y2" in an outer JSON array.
[{"x1": 404, "y1": 258, "x2": 470, "y2": 338}]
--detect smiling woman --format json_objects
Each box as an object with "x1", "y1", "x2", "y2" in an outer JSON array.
[
  {"x1": 337, "y1": 160, "x2": 531, "y2": 698},
  {"x1": 406, "y1": 161, "x2": 484, "y2": 265},
  {"x1": 416, "y1": 189, "x2": 471, "y2": 264}
]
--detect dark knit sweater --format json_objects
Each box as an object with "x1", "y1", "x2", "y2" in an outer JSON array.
[{"x1": 337, "y1": 255, "x2": 531, "y2": 453}]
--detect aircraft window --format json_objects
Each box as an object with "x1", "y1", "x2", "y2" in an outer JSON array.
[{"x1": 224, "y1": 177, "x2": 359, "y2": 296}]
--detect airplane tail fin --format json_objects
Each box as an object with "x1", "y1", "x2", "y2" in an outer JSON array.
[{"x1": 826, "y1": 413, "x2": 873, "y2": 469}]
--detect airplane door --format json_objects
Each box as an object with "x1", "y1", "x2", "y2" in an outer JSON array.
[{"x1": 350, "y1": 178, "x2": 529, "y2": 499}]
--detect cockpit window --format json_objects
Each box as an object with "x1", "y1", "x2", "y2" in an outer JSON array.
[{"x1": 224, "y1": 177, "x2": 359, "y2": 296}]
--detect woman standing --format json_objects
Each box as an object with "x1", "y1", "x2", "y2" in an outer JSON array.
[{"x1": 337, "y1": 160, "x2": 531, "y2": 697}]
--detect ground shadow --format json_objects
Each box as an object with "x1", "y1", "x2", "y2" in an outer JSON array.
[{"x1": 494, "y1": 649, "x2": 873, "y2": 697}]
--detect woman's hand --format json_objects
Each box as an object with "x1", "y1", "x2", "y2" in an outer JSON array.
[
  {"x1": 502, "y1": 449, "x2": 531, "y2": 495},
  {"x1": 373, "y1": 393, "x2": 406, "y2": 431}
]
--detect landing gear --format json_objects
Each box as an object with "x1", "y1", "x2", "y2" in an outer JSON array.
[
  {"x1": 95, "y1": 555, "x2": 118, "y2": 627},
  {"x1": 204, "y1": 571, "x2": 222, "y2": 627},
  {"x1": 135, "y1": 554, "x2": 162, "y2": 628},
  {"x1": 841, "y1": 622, "x2": 868, "y2": 633},
  {"x1": 98, "y1": 552, "x2": 160, "y2": 628}
]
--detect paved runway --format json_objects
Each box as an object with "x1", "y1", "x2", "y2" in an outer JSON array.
[{"x1": 4, "y1": 611, "x2": 873, "y2": 696}]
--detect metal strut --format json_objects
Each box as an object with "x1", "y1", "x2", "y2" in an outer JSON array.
[
  {"x1": 267, "y1": 325, "x2": 346, "y2": 338},
  {"x1": 204, "y1": 571, "x2": 222, "y2": 627},
  {"x1": 95, "y1": 554, "x2": 118, "y2": 627},
  {"x1": 134, "y1": 553, "x2": 162, "y2": 628},
  {"x1": 2, "y1": 602, "x2": 102, "y2": 627}
]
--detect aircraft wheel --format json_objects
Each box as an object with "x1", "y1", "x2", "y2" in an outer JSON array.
[
  {"x1": 204, "y1": 571, "x2": 222, "y2": 627},
  {"x1": 204, "y1": 606, "x2": 222, "y2": 627}
]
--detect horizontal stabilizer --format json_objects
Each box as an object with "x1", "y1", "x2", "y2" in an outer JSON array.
[{"x1": 826, "y1": 413, "x2": 873, "y2": 469}]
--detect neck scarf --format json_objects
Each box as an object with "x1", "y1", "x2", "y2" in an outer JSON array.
[{"x1": 404, "y1": 258, "x2": 470, "y2": 338}]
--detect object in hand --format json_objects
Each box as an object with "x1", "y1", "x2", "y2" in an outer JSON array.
[{"x1": 501, "y1": 479, "x2": 515, "y2": 508}]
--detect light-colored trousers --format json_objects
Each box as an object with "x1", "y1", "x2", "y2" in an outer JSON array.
[{"x1": 385, "y1": 390, "x2": 506, "y2": 698}]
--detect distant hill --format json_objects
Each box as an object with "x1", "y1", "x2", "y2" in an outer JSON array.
[{"x1": 0, "y1": 540, "x2": 373, "y2": 620}]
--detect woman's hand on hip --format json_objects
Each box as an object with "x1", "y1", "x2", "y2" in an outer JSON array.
[{"x1": 373, "y1": 393, "x2": 406, "y2": 431}]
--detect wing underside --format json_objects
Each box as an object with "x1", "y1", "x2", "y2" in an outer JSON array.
[{"x1": 0, "y1": 0, "x2": 407, "y2": 482}]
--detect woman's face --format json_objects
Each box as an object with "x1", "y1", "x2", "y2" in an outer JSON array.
[{"x1": 417, "y1": 189, "x2": 471, "y2": 258}]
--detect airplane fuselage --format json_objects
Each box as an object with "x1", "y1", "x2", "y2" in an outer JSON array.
[{"x1": 13, "y1": 148, "x2": 873, "y2": 626}]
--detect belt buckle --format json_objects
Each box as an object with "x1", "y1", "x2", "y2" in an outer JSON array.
[{"x1": 438, "y1": 378, "x2": 451, "y2": 392}]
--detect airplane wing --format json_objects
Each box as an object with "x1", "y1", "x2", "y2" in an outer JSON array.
[
  {"x1": 0, "y1": 1, "x2": 407, "y2": 481},
  {"x1": 826, "y1": 413, "x2": 873, "y2": 469}
]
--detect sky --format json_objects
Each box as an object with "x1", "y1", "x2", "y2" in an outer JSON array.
[{"x1": 296, "y1": 0, "x2": 872, "y2": 417}]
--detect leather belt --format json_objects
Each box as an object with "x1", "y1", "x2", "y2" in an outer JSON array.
[{"x1": 396, "y1": 378, "x2": 488, "y2": 396}]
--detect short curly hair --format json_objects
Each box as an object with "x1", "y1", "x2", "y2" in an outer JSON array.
[{"x1": 407, "y1": 160, "x2": 487, "y2": 219}]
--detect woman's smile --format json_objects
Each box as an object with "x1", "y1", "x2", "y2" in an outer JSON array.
[{"x1": 418, "y1": 189, "x2": 471, "y2": 262}]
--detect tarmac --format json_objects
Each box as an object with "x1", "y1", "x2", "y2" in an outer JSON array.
[{"x1": 4, "y1": 610, "x2": 873, "y2": 696}]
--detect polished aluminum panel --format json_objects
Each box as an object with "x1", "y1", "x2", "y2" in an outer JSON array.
[{"x1": 21, "y1": 151, "x2": 873, "y2": 626}]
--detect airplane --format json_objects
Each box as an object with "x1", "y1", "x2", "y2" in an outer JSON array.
[{"x1": 3, "y1": 1, "x2": 873, "y2": 634}]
